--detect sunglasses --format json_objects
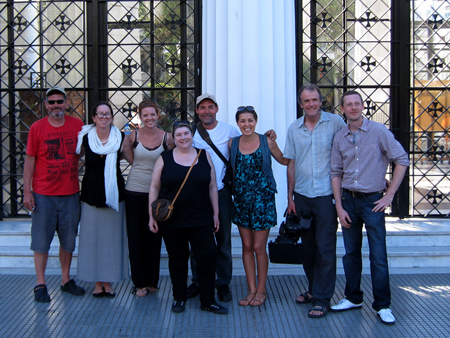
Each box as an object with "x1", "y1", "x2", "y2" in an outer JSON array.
[
  {"x1": 237, "y1": 106, "x2": 255, "y2": 112},
  {"x1": 173, "y1": 120, "x2": 190, "y2": 127},
  {"x1": 47, "y1": 100, "x2": 65, "y2": 105}
]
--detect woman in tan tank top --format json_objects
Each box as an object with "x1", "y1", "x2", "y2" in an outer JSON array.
[{"x1": 124, "y1": 100, "x2": 174, "y2": 297}]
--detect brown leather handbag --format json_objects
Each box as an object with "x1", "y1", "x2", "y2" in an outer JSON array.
[{"x1": 151, "y1": 149, "x2": 202, "y2": 222}]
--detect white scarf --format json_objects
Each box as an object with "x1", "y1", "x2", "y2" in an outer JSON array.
[{"x1": 76, "y1": 124, "x2": 121, "y2": 212}]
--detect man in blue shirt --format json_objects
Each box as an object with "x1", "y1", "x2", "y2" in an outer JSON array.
[{"x1": 284, "y1": 84, "x2": 346, "y2": 318}]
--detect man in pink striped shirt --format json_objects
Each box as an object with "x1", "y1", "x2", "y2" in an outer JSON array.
[{"x1": 330, "y1": 91, "x2": 409, "y2": 325}]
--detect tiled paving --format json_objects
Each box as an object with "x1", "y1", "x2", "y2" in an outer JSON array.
[{"x1": 1, "y1": 273, "x2": 449, "y2": 338}]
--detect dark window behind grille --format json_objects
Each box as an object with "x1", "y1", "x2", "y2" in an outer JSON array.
[
  {"x1": 296, "y1": 0, "x2": 450, "y2": 218},
  {"x1": 411, "y1": 0, "x2": 450, "y2": 217},
  {"x1": 0, "y1": 0, "x2": 201, "y2": 218}
]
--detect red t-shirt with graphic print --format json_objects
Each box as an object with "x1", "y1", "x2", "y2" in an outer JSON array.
[{"x1": 26, "y1": 116, "x2": 84, "y2": 195}]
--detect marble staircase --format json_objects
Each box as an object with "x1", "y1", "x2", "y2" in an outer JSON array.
[{"x1": 0, "y1": 218, "x2": 449, "y2": 275}]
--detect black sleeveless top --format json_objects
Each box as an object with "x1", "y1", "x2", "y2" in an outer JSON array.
[
  {"x1": 80, "y1": 133, "x2": 125, "y2": 207},
  {"x1": 158, "y1": 148, "x2": 213, "y2": 228}
]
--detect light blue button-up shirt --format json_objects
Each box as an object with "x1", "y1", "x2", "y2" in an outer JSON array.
[{"x1": 284, "y1": 111, "x2": 346, "y2": 198}]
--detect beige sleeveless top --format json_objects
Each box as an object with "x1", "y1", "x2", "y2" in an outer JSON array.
[{"x1": 125, "y1": 133, "x2": 165, "y2": 193}]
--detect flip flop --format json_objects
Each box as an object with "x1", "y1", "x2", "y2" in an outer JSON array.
[
  {"x1": 308, "y1": 306, "x2": 329, "y2": 319},
  {"x1": 295, "y1": 292, "x2": 313, "y2": 304}
]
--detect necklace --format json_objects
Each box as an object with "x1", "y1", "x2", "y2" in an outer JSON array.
[{"x1": 100, "y1": 138, "x2": 109, "y2": 145}]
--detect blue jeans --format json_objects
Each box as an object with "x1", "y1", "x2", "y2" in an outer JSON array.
[
  {"x1": 191, "y1": 186, "x2": 233, "y2": 287},
  {"x1": 341, "y1": 190, "x2": 391, "y2": 311}
]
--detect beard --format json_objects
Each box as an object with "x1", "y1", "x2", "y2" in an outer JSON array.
[{"x1": 49, "y1": 110, "x2": 65, "y2": 119}]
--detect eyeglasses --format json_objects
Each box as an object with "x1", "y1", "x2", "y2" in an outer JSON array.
[
  {"x1": 95, "y1": 112, "x2": 112, "y2": 118},
  {"x1": 237, "y1": 106, "x2": 255, "y2": 112},
  {"x1": 47, "y1": 100, "x2": 65, "y2": 105}
]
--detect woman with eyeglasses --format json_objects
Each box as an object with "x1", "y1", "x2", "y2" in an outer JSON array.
[
  {"x1": 124, "y1": 100, "x2": 174, "y2": 297},
  {"x1": 75, "y1": 101, "x2": 133, "y2": 298},
  {"x1": 148, "y1": 121, "x2": 228, "y2": 315},
  {"x1": 229, "y1": 106, "x2": 288, "y2": 307}
]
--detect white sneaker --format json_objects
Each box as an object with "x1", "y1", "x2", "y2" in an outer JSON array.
[
  {"x1": 330, "y1": 299, "x2": 363, "y2": 312},
  {"x1": 377, "y1": 308, "x2": 396, "y2": 325}
]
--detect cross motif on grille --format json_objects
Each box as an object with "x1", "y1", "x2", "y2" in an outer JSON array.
[
  {"x1": 55, "y1": 14, "x2": 71, "y2": 32},
  {"x1": 122, "y1": 102, "x2": 136, "y2": 118},
  {"x1": 317, "y1": 56, "x2": 332, "y2": 73},
  {"x1": 166, "y1": 57, "x2": 182, "y2": 73},
  {"x1": 13, "y1": 59, "x2": 28, "y2": 75},
  {"x1": 117, "y1": 14, "x2": 138, "y2": 30},
  {"x1": 426, "y1": 188, "x2": 444, "y2": 205},
  {"x1": 315, "y1": 11, "x2": 332, "y2": 28},
  {"x1": 12, "y1": 15, "x2": 28, "y2": 32},
  {"x1": 348, "y1": 11, "x2": 388, "y2": 28},
  {"x1": 427, "y1": 101, "x2": 443, "y2": 119},
  {"x1": 55, "y1": 58, "x2": 71, "y2": 75},
  {"x1": 428, "y1": 144, "x2": 444, "y2": 162},
  {"x1": 427, "y1": 57, "x2": 444, "y2": 74},
  {"x1": 364, "y1": 100, "x2": 376, "y2": 117},
  {"x1": 322, "y1": 100, "x2": 333, "y2": 113},
  {"x1": 427, "y1": 13, "x2": 443, "y2": 30},
  {"x1": 361, "y1": 56, "x2": 376, "y2": 71},
  {"x1": 166, "y1": 101, "x2": 182, "y2": 118},
  {"x1": 164, "y1": 14, "x2": 181, "y2": 30},
  {"x1": 122, "y1": 58, "x2": 138, "y2": 76}
]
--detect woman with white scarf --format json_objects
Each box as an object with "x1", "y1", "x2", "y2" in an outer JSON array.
[{"x1": 76, "y1": 101, "x2": 133, "y2": 298}]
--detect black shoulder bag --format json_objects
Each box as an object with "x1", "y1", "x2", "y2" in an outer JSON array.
[{"x1": 196, "y1": 122, "x2": 233, "y2": 190}]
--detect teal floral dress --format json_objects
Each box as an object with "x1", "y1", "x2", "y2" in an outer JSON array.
[{"x1": 232, "y1": 147, "x2": 277, "y2": 231}]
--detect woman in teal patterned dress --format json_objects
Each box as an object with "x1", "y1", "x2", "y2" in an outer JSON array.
[{"x1": 229, "y1": 106, "x2": 288, "y2": 307}]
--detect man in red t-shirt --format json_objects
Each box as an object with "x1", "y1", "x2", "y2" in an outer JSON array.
[{"x1": 23, "y1": 86, "x2": 85, "y2": 303}]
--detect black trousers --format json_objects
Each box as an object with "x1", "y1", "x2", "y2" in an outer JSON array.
[
  {"x1": 294, "y1": 192, "x2": 338, "y2": 308},
  {"x1": 125, "y1": 191, "x2": 162, "y2": 289},
  {"x1": 161, "y1": 225, "x2": 217, "y2": 305}
]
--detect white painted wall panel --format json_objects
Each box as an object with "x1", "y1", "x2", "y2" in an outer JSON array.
[{"x1": 202, "y1": 0, "x2": 297, "y2": 222}]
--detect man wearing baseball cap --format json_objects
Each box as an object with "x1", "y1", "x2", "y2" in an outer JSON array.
[
  {"x1": 23, "y1": 86, "x2": 85, "y2": 302},
  {"x1": 186, "y1": 93, "x2": 240, "y2": 302},
  {"x1": 188, "y1": 93, "x2": 275, "y2": 302}
]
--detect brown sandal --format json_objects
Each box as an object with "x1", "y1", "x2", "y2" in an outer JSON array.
[
  {"x1": 238, "y1": 292, "x2": 256, "y2": 306},
  {"x1": 250, "y1": 292, "x2": 266, "y2": 306}
]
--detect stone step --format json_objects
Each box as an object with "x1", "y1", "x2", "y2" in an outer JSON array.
[
  {"x1": 1, "y1": 244, "x2": 449, "y2": 275},
  {"x1": 2, "y1": 219, "x2": 450, "y2": 247},
  {"x1": 0, "y1": 218, "x2": 449, "y2": 275},
  {"x1": 3, "y1": 230, "x2": 450, "y2": 247}
]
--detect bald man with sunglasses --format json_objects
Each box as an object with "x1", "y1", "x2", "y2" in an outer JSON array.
[{"x1": 23, "y1": 86, "x2": 85, "y2": 303}]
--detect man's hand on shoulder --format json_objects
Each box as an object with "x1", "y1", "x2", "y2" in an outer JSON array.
[{"x1": 264, "y1": 129, "x2": 277, "y2": 141}]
